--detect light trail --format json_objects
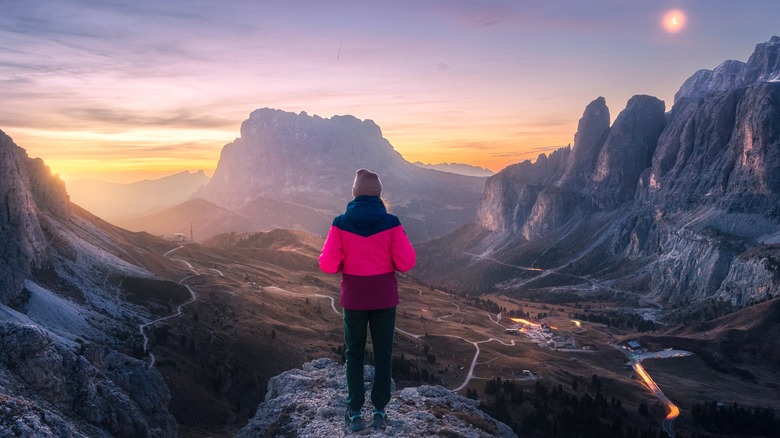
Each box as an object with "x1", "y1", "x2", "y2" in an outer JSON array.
[
  {"x1": 633, "y1": 361, "x2": 680, "y2": 436},
  {"x1": 510, "y1": 317, "x2": 539, "y2": 327},
  {"x1": 510, "y1": 317, "x2": 558, "y2": 330}
]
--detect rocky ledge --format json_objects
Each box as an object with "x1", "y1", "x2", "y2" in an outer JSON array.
[{"x1": 236, "y1": 358, "x2": 516, "y2": 438}]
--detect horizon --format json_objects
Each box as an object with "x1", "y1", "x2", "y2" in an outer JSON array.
[{"x1": 2, "y1": 1, "x2": 779, "y2": 183}]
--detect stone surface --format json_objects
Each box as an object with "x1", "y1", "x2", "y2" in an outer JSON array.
[
  {"x1": 0, "y1": 322, "x2": 177, "y2": 437},
  {"x1": 237, "y1": 358, "x2": 517, "y2": 438},
  {"x1": 0, "y1": 131, "x2": 182, "y2": 437},
  {"x1": 0, "y1": 130, "x2": 50, "y2": 308},
  {"x1": 477, "y1": 148, "x2": 570, "y2": 234}
]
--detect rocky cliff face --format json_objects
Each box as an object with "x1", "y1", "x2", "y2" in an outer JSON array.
[
  {"x1": 476, "y1": 94, "x2": 666, "y2": 240},
  {"x1": 588, "y1": 95, "x2": 667, "y2": 208},
  {"x1": 417, "y1": 37, "x2": 780, "y2": 312},
  {"x1": 194, "y1": 109, "x2": 485, "y2": 241},
  {"x1": 477, "y1": 148, "x2": 570, "y2": 235},
  {"x1": 0, "y1": 130, "x2": 53, "y2": 308},
  {"x1": 0, "y1": 131, "x2": 181, "y2": 436},
  {"x1": 557, "y1": 96, "x2": 610, "y2": 189},
  {"x1": 236, "y1": 358, "x2": 516, "y2": 438},
  {"x1": 0, "y1": 322, "x2": 177, "y2": 437},
  {"x1": 637, "y1": 79, "x2": 780, "y2": 306}
]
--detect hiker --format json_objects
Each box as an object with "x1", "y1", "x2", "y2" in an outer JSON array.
[{"x1": 318, "y1": 168, "x2": 416, "y2": 431}]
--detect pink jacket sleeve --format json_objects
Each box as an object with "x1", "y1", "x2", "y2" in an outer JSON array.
[
  {"x1": 318, "y1": 226, "x2": 343, "y2": 274},
  {"x1": 391, "y1": 225, "x2": 416, "y2": 272}
]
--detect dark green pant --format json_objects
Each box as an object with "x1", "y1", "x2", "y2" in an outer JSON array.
[{"x1": 343, "y1": 306, "x2": 396, "y2": 412}]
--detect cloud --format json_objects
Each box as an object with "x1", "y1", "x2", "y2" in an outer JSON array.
[
  {"x1": 63, "y1": 107, "x2": 237, "y2": 130},
  {"x1": 490, "y1": 145, "x2": 566, "y2": 158},
  {"x1": 431, "y1": 141, "x2": 498, "y2": 151}
]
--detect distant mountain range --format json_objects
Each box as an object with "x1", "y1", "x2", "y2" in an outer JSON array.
[
  {"x1": 414, "y1": 36, "x2": 780, "y2": 313},
  {"x1": 67, "y1": 170, "x2": 209, "y2": 221},
  {"x1": 412, "y1": 161, "x2": 495, "y2": 177},
  {"x1": 124, "y1": 109, "x2": 486, "y2": 242}
]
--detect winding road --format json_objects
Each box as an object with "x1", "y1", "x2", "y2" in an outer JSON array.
[
  {"x1": 462, "y1": 250, "x2": 659, "y2": 306},
  {"x1": 148, "y1": 246, "x2": 525, "y2": 398},
  {"x1": 266, "y1": 286, "x2": 341, "y2": 315},
  {"x1": 393, "y1": 307, "x2": 520, "y2": 392},
  {"x1": 139, "y1": 246, "x2": 202, "y2": 367},
  {"x1": 269, "y1": 284, "x2": 522, "y2": 393}
]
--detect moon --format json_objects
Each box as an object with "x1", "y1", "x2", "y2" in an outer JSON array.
[{"x1": 663, "y1": 9, "x2": 686, "y2": 33}]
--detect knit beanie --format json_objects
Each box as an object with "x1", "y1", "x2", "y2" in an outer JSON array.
[{"x1": 352, "y1": 168, "x2": 382, "y2": 197}]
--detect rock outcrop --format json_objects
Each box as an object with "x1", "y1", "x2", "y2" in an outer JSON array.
[
  {"x1": 237, "y1": 358, "x2": 516, "y2": 438},
  {"x1": 191, "y1": 109, "x2": 485, "y2": 241},
  {"x1": 588, "y1": 95, "x2": 667, "y2": 208},
  {"x1": 477, "y1": 148, "x2": 570, "y2": 235},
  {"x1": 0, "y1": 322, "x2": 177, "y2": 437},
  {"x1": 416, "y1": 37, "x2": 780, "y2": 311},
  {"x1": 557, "y1": 96, "x2": 610, "y2": 189}
]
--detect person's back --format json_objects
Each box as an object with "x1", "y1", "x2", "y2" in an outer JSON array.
[{"x1": 318, "y1": 168, "x2": 416, "y2": 431}]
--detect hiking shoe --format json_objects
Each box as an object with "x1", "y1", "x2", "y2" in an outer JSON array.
[
  {"x1": 371, "y1": 409, "x2": 387, "y2": 429},
  {"x1": 345, "y1": 408, "x2": 364, "y2": 432}
]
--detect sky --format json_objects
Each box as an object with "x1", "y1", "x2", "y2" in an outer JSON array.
[{"x1": 1, "y1": 0, "x2": 779, "y2": 183}]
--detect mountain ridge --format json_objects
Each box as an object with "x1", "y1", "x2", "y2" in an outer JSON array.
[
  {"x1": 67, "y1": 170, "x2": 209, "y2": 220},
  {"x1": 413, "y1": 161, "x2": 495, "y2": 177},
  {"x1": 415, "y1": 37, "x2": 780, "y2": 314}
]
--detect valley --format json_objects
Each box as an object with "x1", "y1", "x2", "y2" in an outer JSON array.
[{"x1": 135, "y1": 230, "x2": 780, "y2": 437}]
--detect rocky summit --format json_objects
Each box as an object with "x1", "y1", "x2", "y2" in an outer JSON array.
[
  {"x1": 415, "y1": 37, "x2": 780, "y2": 312},
  {"x1": 236, "y1": 358, "x2": 516, "y2": 438}
]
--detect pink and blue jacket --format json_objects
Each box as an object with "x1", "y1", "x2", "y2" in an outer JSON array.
[{"x1": 319, "y1": 196, "x2": 416, "y2": 310}]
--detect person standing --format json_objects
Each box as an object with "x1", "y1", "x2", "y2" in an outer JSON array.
[{"x1": 318, "y1": 168, "x2": 416, "y2": 431}]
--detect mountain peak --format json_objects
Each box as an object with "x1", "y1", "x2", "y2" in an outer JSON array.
[
  {"x1": 675, "y1": 36, "x2": 780, "y2": 103},
  {"x1": 195, "y1": 107, "x2": 484, "y2": 241},
  {"x1": 557, "y1": 96, "x2": 610, "y2": 188}
]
